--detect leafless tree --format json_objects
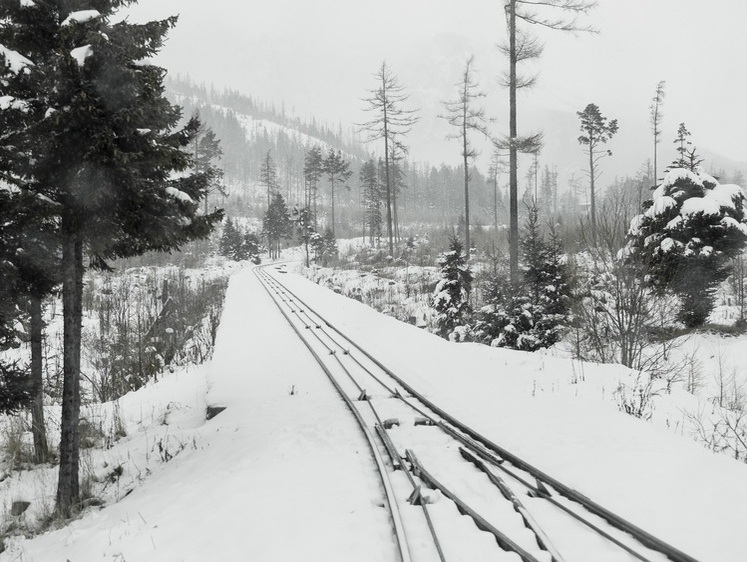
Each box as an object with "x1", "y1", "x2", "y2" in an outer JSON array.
[
  {"x1": 649, "y1": 80, "x2": 666, "y2": 186},
  {"x1": 358, "y1": 62, "x2": 419, "y2": 256},
  {"x1": 439, "y1": 56, "x2": 493, "y2": 259}
]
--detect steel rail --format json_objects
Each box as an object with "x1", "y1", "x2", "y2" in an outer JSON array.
[
  {"x1": 262, "y1": 266, "x2": 701, "y2": 562},
  {"x1": 254, "y1": 266, "x2": 413, "y2": 562}
]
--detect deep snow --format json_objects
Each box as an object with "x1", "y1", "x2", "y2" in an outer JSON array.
[{"x1": 3, "y1": 261, "x2": 747, "y2": 561}]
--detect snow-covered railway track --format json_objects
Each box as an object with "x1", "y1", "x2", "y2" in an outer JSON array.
[{"x1": 256, "y1": 264, "x2": 700, "y2": 562}]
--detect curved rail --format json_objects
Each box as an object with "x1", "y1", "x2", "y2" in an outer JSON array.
[{"x1": 260, "y1": 264, "x2": 701, "y2": 562}]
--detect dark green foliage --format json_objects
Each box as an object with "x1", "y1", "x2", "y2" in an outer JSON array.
[
  {"x1": 626, "y1": 165, "x2": 747, "y2": 327},
  {"x1": 323, "y1": 148, "x2": 352, "y2": 236},
  {"x1": 432, "y1": 236, "x2": 473, "y2": 340},
  {"x1": 0, "y1": 1, "x2": 223, "y2": 515},
  {"x1": 311, "y1": 228, "x2": 338, "y2": 267},
  {"x1": 360, "y1": 158, "x2": 383, "y2": 243},
  {"x1": 474, "y1": 207, "x2": 571, "y2": 350},
  {"x1": 295, "y1": 206, "x2": 315, "y2": 267},
  {"x1": 218, "y1": 219, "x2": 262, "y2": 263},
  {"x1": 263, "y1": 193, "x2": 292, "y2": 259},
  {"x1": 0, "y1": 361, "x2": 33, "y2": 414}
]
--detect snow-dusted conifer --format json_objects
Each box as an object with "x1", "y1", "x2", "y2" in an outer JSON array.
[
  {"x1": 474, "y1": 208, "x2": 571, "y2": 351},
  {"x1": 432, "y1": 236, "x2": 473, "y2": 340},
  {"x1": 625, "y1": 161, "x2": 747, "y2": 327},
  {"x1": 263, "y1": 192, "x2": 292, "y2": 259},
  {"x1": 0, "y1": 0, "x2": 223, "y2": 515}
]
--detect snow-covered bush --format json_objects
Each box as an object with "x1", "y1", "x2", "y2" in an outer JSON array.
[{"x1": 625, "y1": 165, "x2": 747, "y2": 327}]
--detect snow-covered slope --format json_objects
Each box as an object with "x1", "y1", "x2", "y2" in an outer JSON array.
[{"x1": 5, "y1": 262, "x2": 747, "y2": 561}]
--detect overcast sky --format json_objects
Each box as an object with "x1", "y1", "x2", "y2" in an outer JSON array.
[{"x1": 128, "y1": 0, "x2": 747, "y2": 169}]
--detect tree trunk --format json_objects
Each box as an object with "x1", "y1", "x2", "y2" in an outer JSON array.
[
  {"x1": 57, "y1": 232, "x2": 83, "y2": 516},
  {"x1": 463, "y1": 116, "x2": 471, "y2": 259},
  {"x1": 331, "y1": 178, "x2": 336, "y2": 237},
  {"x1": 508, "y1": 0, "x2": 519, "y2": 283},
  {"x1": 30, "y1": 294, "x2": 48, "y2": 464},
  {"x1": 589, "y1": 143, "x2": 597, "y2": 247}
]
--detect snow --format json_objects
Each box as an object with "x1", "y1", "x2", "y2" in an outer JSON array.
[
  {"x1": 0, "y1": 96, "x2": 29, "y2": 112},
  {"x1": 4, "y1": 259, "x2": 747, "y2": 561},
  {"x1": 662, "y1": 168, "x2": 702, "y2": 189},
  {"x1": 70, "y1": 45, "x2": 93, "y2": 68},
  {"x1": 165, "y1": 186, "x2": 194, "y2": 204},
  {"x1": 61, "y1": 10, "x2": 101, "y2": 27},
  {"x1": 0, "y1": 45, "x2": 33, "y2": 75}
]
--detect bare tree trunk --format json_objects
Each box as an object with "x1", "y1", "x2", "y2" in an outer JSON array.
[
  {"x1": 30, "y1": 294, "x2": 48, "y2": 464},
  {"x1": 57, "y1": 232, "x2": 83, "y2": 516},
  {"x1": 589, "y1": 143, "x2": 597, "y2": 247},
  {"x1": 508, "y1": 0, "x2": 519, "y2": 283},
  {"x1": 463, "y1": 117, "x2": 471, "y2": 259}
]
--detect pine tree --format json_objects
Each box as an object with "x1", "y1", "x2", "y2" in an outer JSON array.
[
  {"x1": 475, "y1": 207, "x2": 571, "y2": 351},
  {"x1": 502, "y1": 0, "x2": 596, "y2": 283},
  {"x1": 242, "y1": 231, "x2": 262, "y2": 264},
  {"x1": 304, "y1": 146, "x2": 324, "y2": 228},
  {"x1": 432, "y1": 236, "x2": 473, "y2": 340},
  {"x1": 577, "y1": 103, "x2": 619, "y2": 247},
  {"x1": 360, "y1": 158, "x2": 382, "y2": 244},
  {"x1": 626, "y1": 160, "x2": 747, "y2": 327},
  {"x1": 260, "y1": 150, "x2": 280, "y2": 209},
  {"x1": 219, "y1": 218, "x2": 243, "y2": 260},
  {"x1": 323, "y1": 148, "x2": 352, "y2": 237},
  {"x1": 295, "y1": 206, "x2": 315, "y2": 267},
  {"x1": 192, "y1": 124, "x2": 225, "y2": 214},
  {"x1": 263, "y1": 192, "x2": 292, "y2": 259},
  {"x1": 0, "y1": 2, "x2": 223, "y2": 515}
]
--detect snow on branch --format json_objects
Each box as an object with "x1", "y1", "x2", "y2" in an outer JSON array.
[{"x1": 61, "y1": 10, "x2": 102, "y2": 27}]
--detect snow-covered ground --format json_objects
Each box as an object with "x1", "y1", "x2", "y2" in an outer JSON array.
[{"x1": 3, "y1": 260, "x2": 747, "y2": 561}]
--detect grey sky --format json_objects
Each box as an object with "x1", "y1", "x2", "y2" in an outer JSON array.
[{"x1": 129, "y1": 0, "x2": 747, "y2": 169}]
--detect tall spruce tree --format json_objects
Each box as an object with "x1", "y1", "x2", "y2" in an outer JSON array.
[
  {"x1": 263, "y1": 192, "x2": 292, "y2": 260},
  {"x1": 303, "y1": 146, "x2": 324, "y2": 228},
  {"x1": 432, "y1": 236, "x2": 473, "y2": 340},
  {"x1": 0, "y1": 1, "x2": 222, "y2": 515},
  {"x1": 501, "y1": 0, "x2": 596, "y2": 283},
  {"x1": 360, "y1": 158, "x2": 382, "y2": 244}
]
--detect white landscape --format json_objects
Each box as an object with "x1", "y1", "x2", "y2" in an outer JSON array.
[
  {"x1": 1, "y1": 254, "x2": 746, "y2": 561},
  {"x1": 2, "y1": 1, "x2": 747, "y2": 561}
]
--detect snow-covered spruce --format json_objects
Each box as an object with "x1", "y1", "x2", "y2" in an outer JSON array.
[
  {"x1": 625, "y1": 166, "x2": 747, "y2": 327},
  {"x1": 432, "y1": 236, "x2": 473, "y2": 341}
]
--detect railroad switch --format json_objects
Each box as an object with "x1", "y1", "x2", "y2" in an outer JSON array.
[
  {"x1": 414, "y1": 417, "x2": 436, "y2": 427},
  {"x1": 535, "y1": 479, "x2": 552, "y2": 497},
  {"x1": 315, "y1": 324, "x2": 321, "y2": 329},
  {"x1": 357, "y1": 389, "x2": 370, "y2": 401},
  {"x1": 382, "y1": 418, "x2": 401, "y2": 429},
  {"x1": 407, "y1": 485, "x2": 425, "y2": 506},
  {"x1": 342, "y1": 349, "x2": 349, "y2": 355}
]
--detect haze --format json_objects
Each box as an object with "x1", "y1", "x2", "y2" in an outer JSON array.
[{"x1": 128, "y1": 0, "x2": 747, "y2": 172}]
